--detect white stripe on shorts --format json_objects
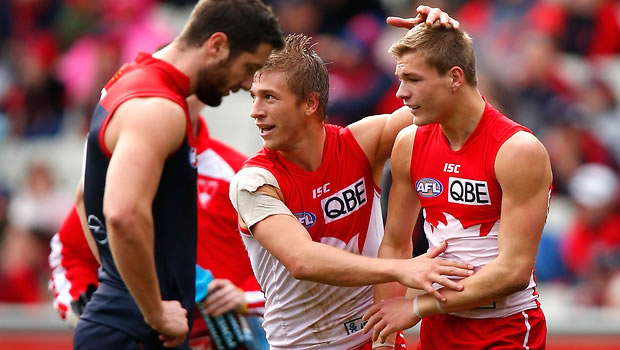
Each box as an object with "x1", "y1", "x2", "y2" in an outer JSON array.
[{"x1": 521, "y1": 311, "x2": 531, "y2": 349}]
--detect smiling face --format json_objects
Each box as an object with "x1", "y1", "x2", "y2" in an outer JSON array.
[
  {"x1": 394, "y1": 51, "x2": 453, "y2": 126},
  {"x1": 195, "y1": 42, "x2": 273, "y2": 107},
  {"x1": 249, "y1": 70, "x2": 308, "y2": 151}
]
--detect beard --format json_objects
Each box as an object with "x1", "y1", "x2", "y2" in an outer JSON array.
[{"x1": 194, "y1": 60, "x2": 230, "y2": 107}]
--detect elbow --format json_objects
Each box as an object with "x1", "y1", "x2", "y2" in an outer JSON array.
[
  {"x1": 505, "y1": 269, "x2": 532, "y2": 294},
  {"x1": 103, "y1": 204, "x2": 139, "y2": 238},
  {"x1": 287, "y1": 259, "x2": 314, "y2": 281}
]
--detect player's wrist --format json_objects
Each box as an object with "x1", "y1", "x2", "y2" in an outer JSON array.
[
  {"x1": 143, "y1": 304, "x2": 166, "y2": 330},
  {"x1": 238, "y1": 288, "x2": 248, "y2": 314}
]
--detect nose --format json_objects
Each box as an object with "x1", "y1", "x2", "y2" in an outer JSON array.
[
  {"x1": 395, "y1": 81, "x2": 410, "y2": 101},
  {"x1": 240, "y1": 74, "x2": 253, "y2": 91},
  {"x1": 250, "y1": 99, "x2": 264, "y2": 120}
]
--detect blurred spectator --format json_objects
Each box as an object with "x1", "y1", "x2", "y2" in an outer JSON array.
[
  {"x1": 316, "y1": 12, "x2": 394, "y2": 125},
  {"x1": 0, "y1": 224, "x2": 47, "y2": 302},
  {"x1": 2, "y1": 30, "x2": 66, "y2": 138},
  {"x1": 561, "y1": 163, "x2": 620, "y2": 306},
  {"x1": 530, "y1": 0, "x2": 620, "y2": 56},
  {"x1": 57, "y1": 0, "x2": 172, "y2": 131},
  {"x1": 7, "y1": 161, "x2": 72, "y2": 237},
  {"x1": 577, "y1": 76, "x2": 620, "y2": 164},
  {"x1": 1, "y1": 0, "x2": 62, "y2": 45},
  {"x1": 0, "y1": 161, "x2": 71, "y2": 303},
  {"x1": 509, "y1": 32, "x2": 577, "y2": 132},
  {"x1": 543, "y1": 102, "x2": 617, "y2": 195}
]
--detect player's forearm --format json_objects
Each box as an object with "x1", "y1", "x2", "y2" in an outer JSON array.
[
  {"x1": 415, "y1": 258, "x2": 530, "y2": 317},
  {"x1": 106, "y1": 211, "x2": 164, "y2": 325},
  {"x1": 288, "y1": 241, "x2": 400, "y2": 286},
  {"x1": 374, "y1": 240, "x2": 412, "y2": 302}
]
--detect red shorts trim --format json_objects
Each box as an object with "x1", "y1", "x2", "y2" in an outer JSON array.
[{"x1": 418, "y1": 308, "x2": 546, "y2": 350}]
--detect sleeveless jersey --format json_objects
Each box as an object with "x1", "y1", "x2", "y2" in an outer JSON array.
[
  {"x1": 239, "y1": 124, "x2": 383, "y2": 350},
  {"x1": 81, "y1": 52, "x2": 197, "y2": 340},
  {"x1": 411, "y1": 101, "x2": 540, "y2": 318}
]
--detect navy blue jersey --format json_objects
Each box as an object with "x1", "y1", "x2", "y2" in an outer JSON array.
[{"x1": 81, "y1": 52, "x2": 197, "y2": 346}]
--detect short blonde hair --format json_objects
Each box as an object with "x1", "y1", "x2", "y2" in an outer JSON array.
[
  {"x1": 390, "y1": 24, "x2": 477, "y2": 86},
  {"x1": 257, "y1": 33, "x2": 329, "y2": 118}
]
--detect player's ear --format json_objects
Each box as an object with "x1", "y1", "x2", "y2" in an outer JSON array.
[
  {"x1": 449, "y1": 66, "x2": 464, "y2": 92},
  {"x1": 303, "y1": 92, "x2": 320, "y2": 116},
  {"x1": 204, "y1": 32, "x2": 230, "y2": 61}
]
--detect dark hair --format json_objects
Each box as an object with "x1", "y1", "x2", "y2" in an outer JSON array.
[
  {"x1": 390, "y1": 24, "x2": 477, "y2": 87},
  {"x1": 177, "y1": 0, "x2": 284, "y2": 58},
  {"x1": 258, "y1": 33, "x2": 329, "y2": 118}
]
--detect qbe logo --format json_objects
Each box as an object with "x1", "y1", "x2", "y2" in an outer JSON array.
[
  {"x1": 448, "y1": 177, "x2": 491, "y2": 205},
  {"x1": 416, "y1": 178, "x2": 443, "y2": 198},
  {"x1": 321, "y1": 178, "x2": 367, "y2": 224}
]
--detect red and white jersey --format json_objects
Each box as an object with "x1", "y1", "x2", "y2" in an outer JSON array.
[
  {"x1": 411, "y1": 101, "x2": 540, "y2": 318},
  {"x1": 194, "y1": 117, "x2": 265, "y2": 315},
  {"x1": 239, "y1": 124, "x2": 383, "y2": 349},
  {"x1": 49, "y1": 205, "x2": 99, "y2": 322}
]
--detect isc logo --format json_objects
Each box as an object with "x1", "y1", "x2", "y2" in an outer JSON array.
[
  {"x1": 416, "y1": 178, "x2": 443, "y2": 198},
  {"x1": 448, "y1": 177, "x2": 491, "y2": 205},
  {"x1": 321, "y1": 178, "x2": 367, "y2": 223},
  {"x1": 294, "y1": 211, "x2": 316, "y2": 229}
]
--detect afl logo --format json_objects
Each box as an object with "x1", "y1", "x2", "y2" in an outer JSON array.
[
  {"x1": 189, "y1": 146, "x2": 197, "y2": 168},
  {"x1": 294, "y1": 211, "x2": 316, "y2": 229},
  {"x1": 416, "y1": 178, "x2": 443, "y2": 198}
]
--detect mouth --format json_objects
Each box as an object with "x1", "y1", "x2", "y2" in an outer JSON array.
[
  {"x1": 406, "y1": 105, "x2": 420, "y2": 113},
  {"x1": 257, "y1": 124, "x2": 275, "y2": 137}
]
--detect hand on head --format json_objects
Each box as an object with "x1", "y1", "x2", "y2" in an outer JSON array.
[{"x1": 387, "y1": 5, "x2": 460, "y2": 30}]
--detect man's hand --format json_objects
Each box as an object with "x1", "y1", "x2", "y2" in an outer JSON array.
[
  {"x1": 202, "y1": 279, "x2": 246, "y2": 317},
  {"x1": 362, "y1": 297, "x2": 420, "y2": 344},
  {"x1": 148, "y1": 300, "x2": 189, "y2": 348},
  {"x1": 387, "y1": 5, "x2": 460, "y2": 30},
  {"x1": 397, "y1": 241, "x2": 473, "y2": 301}
]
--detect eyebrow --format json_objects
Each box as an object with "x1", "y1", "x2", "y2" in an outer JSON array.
[
  {"x1": 397, "y1": 71, "x2": 420, "y2": 79},
  {"x1": 250, "y1": 87, "x2": 277, "y2": 96}
]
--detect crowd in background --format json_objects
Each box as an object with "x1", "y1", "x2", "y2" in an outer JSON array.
[{"x1": 0, "y1": 0, "x2": 619, "y2": 309}]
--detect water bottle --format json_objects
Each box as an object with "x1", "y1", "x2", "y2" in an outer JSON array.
[{"x1": 195, "y1": 266, "x2": 240, "y2": 350}]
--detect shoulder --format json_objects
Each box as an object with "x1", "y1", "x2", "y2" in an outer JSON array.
[
  {"x1": 394, "y1": 125, "x2": 418, "y2": 153},
  {"x1": 497, "y1": 131, "x2": 548, "y2": 164},
  {"x1": 496, "y1": 131, "x2": 551, "y2": 189},
  {"x1": 107, "y1": 97, "x2": 187, "y2": 153},
  {"x1": 231, "y1": 167, "x2": 281, "y2": 194},
  {"x1": 390, "y1": 125, "x2": 418, "y2": 176},
  {"x1": 115, "y1": 97, "x2": 186, "y2": 129}
]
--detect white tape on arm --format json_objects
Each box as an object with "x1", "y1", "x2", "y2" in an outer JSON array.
[{"x1": 229, "y1": 167, "x2": 293, "y2": 230}]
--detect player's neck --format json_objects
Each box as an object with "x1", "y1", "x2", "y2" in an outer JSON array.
[
  {"x1": 439, "y1": 89, "x2": 485, "y2": 151},
  {"x1": 153, "y1": 43, "x2": 202, "y2": 96},
  {"x1": 279, "y1": 124, "x2": 326, "y2": 172}
]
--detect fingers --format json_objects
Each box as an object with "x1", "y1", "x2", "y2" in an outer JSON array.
[
  {"x1": 362, "y1": 305, "x2": 380, "y2": 334},
  {"x1": 426, "y1": 240, "x2": 448, "y2": 258},
  {"x1": 436, "y1": 276, "x2": 464, "y2": 292},
  {"x1": 386, "y1": 16, "x2": 419, "y2": 29},
  {"x1": 161, "y1": 334, "x2": 185, "y2": 348},
  {"x1": 426, "y1": 286, "x2": 447, "y2": 302},
  {"x1": 416, "y1": 5, "x2": 460, "y2": 29},
  {"x1": 438, "y1": 265, "x2": 474, "y2": 278}
]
